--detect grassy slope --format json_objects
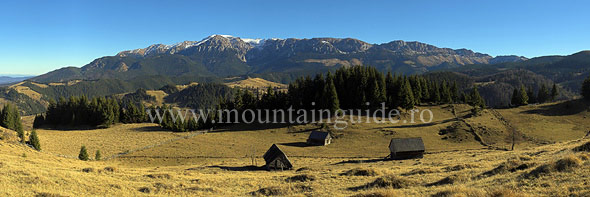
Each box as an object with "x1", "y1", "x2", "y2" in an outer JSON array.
[{"x1": 2, "y1": 100, "x2": 589, "y2": 196}]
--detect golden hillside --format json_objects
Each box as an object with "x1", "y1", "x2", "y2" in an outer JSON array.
[{"x1": 2, "y1": 101, "x2": 590, "y2": 196}]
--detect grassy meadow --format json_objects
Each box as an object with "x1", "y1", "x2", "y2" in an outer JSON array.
[{"x1": 1, "y1": 101, "x2": 590, "y2": 196}]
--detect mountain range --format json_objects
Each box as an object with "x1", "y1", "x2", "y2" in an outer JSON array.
[
  {"x1": 2, "y1": 35, "x2": 589, "y2": 114},
  {"x1": 31, "y1": 35, "x2": 527, "y2": 84}
]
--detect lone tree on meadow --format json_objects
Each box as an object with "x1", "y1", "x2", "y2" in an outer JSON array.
[
  {"x1": 78, "y1": 145, "x2": 89, "y2": 161},
  {"x1": 28, "y1": 130, "x2": 41, "y2": 151}
]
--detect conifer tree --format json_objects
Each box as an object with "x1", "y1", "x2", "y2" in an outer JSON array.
[
  {"x1": 519, "y1": 84, "x2": 529, "y2": 105},
  {"x1": 537, "y1": 84, "x2": 550, "y2": 103},
  {"x1": 28, "y1": 130, "x2": 41, "y2": 151},
  {"x1": 551, "y1": 83, "x2": 559, "y2": 101},
  {"x1": 399, "y1": 79, "x2": 415, "y2": 111},
  {"x1": 527, "y1": 87, "x2": 537, "y2": 104},
  {"x1": 324, "y1": 73, "x2": 340, "y2": 114},
  {"x1": 79, "y1": 145, "x2": 89, "y2": 161},
  {"x1": 441, "y1": 81, "x2": 452, "y2": 104},
  {"x1": 33, "y1": 114, "x2": 45, "y2": 128},
  {"x1": 511, "y1": 89, "x2": 520, "y2": 106},
  {"x1": 469, "y1": 86, "x2": 485, "y2": 108},
  {"x1": 450, "y1": 81, "x2": 459, "y2": 103}
]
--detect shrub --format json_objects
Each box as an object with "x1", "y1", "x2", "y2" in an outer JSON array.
[{"x1": 78, "y1": 145, "x2": 89, "y2": 161}]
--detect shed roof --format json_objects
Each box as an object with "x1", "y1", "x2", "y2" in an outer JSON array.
[
  {"x1": 389, "y1": 137, "x2": 425, "y2": 153},
  {"x1": 263, "y1": 144, "x2": 291, "y2": 164},
  {"x1": 308, "y1": 131, "x2": 331, "y2": 140}
]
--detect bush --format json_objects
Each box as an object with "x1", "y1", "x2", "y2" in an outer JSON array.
[
  {"x1": 28, "y1": 130, "x2": 41, "y2": 151},
  {"x1": 78, "y1": 145, "x2": 89, "y2": 161}
]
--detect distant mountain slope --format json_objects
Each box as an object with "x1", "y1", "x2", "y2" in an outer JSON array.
[
  {"x1": 446, "y1": 51, "x2": 590, "y2": 94},
  {"x1": 31, "y1": 35, "x2": 526, "y2": 84}
]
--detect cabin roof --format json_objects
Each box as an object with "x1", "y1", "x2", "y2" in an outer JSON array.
[
  {"x1": 308, "y1": 131, "x2": 331, "y2": 140},
  {"x1": 389, "y1": 137, "x2": 425, "y2": 153},
  {"x1": 263, "y1": 144, "x2": 292, "y2": 164}
]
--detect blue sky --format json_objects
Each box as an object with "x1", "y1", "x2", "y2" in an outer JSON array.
[{"x1": 1, "y1": 0, "x2": 589, "y2": 75}]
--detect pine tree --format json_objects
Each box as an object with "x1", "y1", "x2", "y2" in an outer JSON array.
[
  {"x1": 583, "y1": 76, "x2": 590, "y2": 100},
  {"x1": 79, "y1": 145, "x2": 89, "y2": 161},
  {"x1": 33, "y1": 114, "x2": 45, "y2": 128},
  {"x1": 441, "y1": 81, "x2": 452, "y2": 104},
  {"x1": 450, "y1": 81, "x2": 459, "y2": 103},
  {"x1": 468, "y1": 86, "x2": 485, "y2": 115},
  {"x1": 399, "y1": 79, "x2": 415, "y2": 111},
  {"x1": 537, "y1": 84, "x2": 550, "y2": 103},
  {"x1": 324, "y1": 73, "x2": 340, "y2": 114},
  {"x1": 527, "y1": 87, "x2": 537, "y2": 104},
  {"x1": 95, "y1": 150, "x2": 102, "y2": 161},
  {"x1": 28, "y1": 130, "x2": 41, "y2": 151},
  {"x1": 1, "y1": 104, "x2": 23, "y2": 140},
  {"x1": 519, "y1": 84, "x2": 529, "y2": 105},
  {"x1": 551, "y1": 83, "x2": 559, "y2": 101},
  {"x1": 511, "y1": 88, "x2": 519, "y2": 106}
]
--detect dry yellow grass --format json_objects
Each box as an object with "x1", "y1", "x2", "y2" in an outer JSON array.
[
  {"x1": 224, "y1": 77, "x2": 288, "y2": 90},
  {"x1": 145, "y1": 90, "x2": 168, "y2": 106},
  {"x1": 176, "y1": 82, "x2": 199, "y2": 91},
  {"x1": 36, "y1": 123, "x2": 196, "y2": 158},
  {"x1": 10, "y1": 85, "x2": 43, "y2": 101},
  {"x1": 2, "y1": 101, "x2": 590, "y2": 196}
]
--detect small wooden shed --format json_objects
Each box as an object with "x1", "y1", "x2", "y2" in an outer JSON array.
[
  {"x1": 388, "y1": 137, "x2": 425, "y2": 159},
  {"x1": 307, "y1": 131, "x2": 332, "y2": 146},
  {"x1": 263, "y1": 144, "x2": 293, "y2": 170}
]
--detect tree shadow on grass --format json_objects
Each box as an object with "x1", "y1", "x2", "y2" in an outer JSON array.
[
  {"x1": 332, "y1": 158, "x2": 389, "y2": 165},
  {"x1": 130, "y1": 125, "x2": 166, "y2": 132},
  {"x1": 279, "y1": 142, "x2": 314, "y2": 147},
  {"x1": 520, "y1": 99, "x2": 589, "y2": 116}
]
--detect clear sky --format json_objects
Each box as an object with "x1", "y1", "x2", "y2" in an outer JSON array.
[{"x1": 1, "y1": 0, "x2": 589, "y2": 75}]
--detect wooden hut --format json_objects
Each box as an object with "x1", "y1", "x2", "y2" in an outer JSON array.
[
  {"x1": 388, "y1": 137, "x2": 425, "y2": 159},
  {"x1": 306, "y1": 131, "x2": 332, "y2": 146},
  {"x1": 263, "y1": 144, "x2": 293, "y2": 170}
]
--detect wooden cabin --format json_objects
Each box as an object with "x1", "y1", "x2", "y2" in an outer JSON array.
[
  {"x1": 263, "y1": 144, "x2": 293, "y2": 170},
  {"x1": 388, "y1": 137, "x2": 425, "y2": 159},
  {"x1": 307, "y1": 131, "x2": 332, "y2": 146}
]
